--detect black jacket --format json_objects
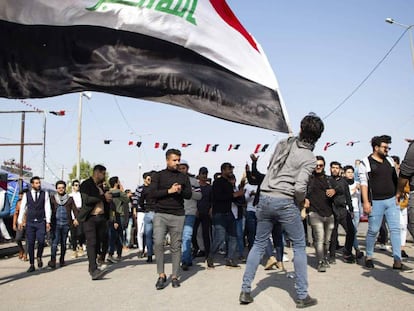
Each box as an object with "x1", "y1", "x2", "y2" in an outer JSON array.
[
  {"x1": 77, "y1": 177, "x2": 110, "y2": 222},
  {"x1": 149, "y1": 168, "x2": 192, "y2": 216}
]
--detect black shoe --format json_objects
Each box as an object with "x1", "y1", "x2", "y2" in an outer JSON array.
[
  {"x1": 181, "y1": 263, "x2": 189, "y2": 271},
  {"x1": 155, "y1": 276, "x2": 167, "y2": 290},
  {"x1": 90, "y1": 268, "x2": 106, "y2": 280},
  {"x1": 146, "y1": 256, "x2": 153, "y2": 263},
  {"x1": 365, "y1": 258, "x2": 374, "y2": 269},
  {"x1": 171, "y1": 278, "x2": 180, "y2": 288},
  {"x1": 27, "y1": 265, "x2": 35, "y2": 273},
  {"x1": 296, "y1": 295, "x2": 318, "y2": 308},
  {"x1": 37, "y1": 258, "x2": 43, "y2": 268},
  {"x1": 401, "y1": 250, "x2": 409, "y2": 260},
  {"x1": 196, "y1": 250, "x2": 206, "y2": 258},
  {"x1": 59, "y1": 259, "x2": 66, "y2": 267},
  {"x1": 356, "y1": 249, "x2": 364, "y2": 260},
  {"x1": 336, "y1": 244, "x2": 344, "y2": 250},
  {"x1": 327, "y1": 257, "x2": 335, "y2": 265},
  {"x1": 206, "y1": 257, "x2": 214, "y2": 269},
  {"x1": 239, "y1": 292, "x2": 253, "y2": 304},
  {"x1": 393, "y1": 263, "x2": 413, "y2": 272},
  {"x1": 225, "y1": 259, "x2": 240, "y2": 268},
  {"x1": 343, "y1": 253, "x2": 355, "y2": 264},
  {"x1": 47, "y1": 260, "x2": 56, "y2": 269}
]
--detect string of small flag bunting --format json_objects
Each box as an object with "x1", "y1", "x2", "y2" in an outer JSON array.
[
  {"x1": 103, "y1": 140, "x2": 270, "y2": 154},
  {"x1": 323, "y1": 141, "x2": 360, "y2": 151},
  {"x1": 19, "y1": 99, "x2": 66, "y2": 115}
]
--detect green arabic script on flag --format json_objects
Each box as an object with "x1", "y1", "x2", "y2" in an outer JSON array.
[{"x1": 87, "y1": 0, "x2": 198, "y2": 25}]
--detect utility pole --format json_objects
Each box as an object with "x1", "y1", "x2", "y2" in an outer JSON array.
[{"x1": 0, "y1": 110, "x2": 43, "y2": 178}]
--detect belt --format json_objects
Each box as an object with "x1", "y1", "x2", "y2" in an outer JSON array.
[
  {"x1": 31, "y1": 218, "x2": 45, "y2": 223},
  {"x1": 90, "y1": 214, "x2": 105, "y2": 217}
]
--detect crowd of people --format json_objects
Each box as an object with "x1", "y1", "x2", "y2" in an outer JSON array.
[{"x1": 1, "y1": 115, "x2": 414, "y2": 309}]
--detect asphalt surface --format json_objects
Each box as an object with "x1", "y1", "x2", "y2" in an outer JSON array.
[{"x1": 0, "y1": 223, "x2": 413, "y2": 311}]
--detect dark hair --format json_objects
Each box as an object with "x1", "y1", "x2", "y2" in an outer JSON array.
[
  {"x1": 316, "y1": 155, "x2": 325, "y2": 165},
  {"x1": 143, "y1": 170, "x2": 156, "y2": 179},
  {"x1": 55, "y1": 180, "x2": 66, "y2": 188},
  {"x1": 109, "y1": 176, "x2": 119, "y2": 188},
  {"x1": 30, "y1": 176, "x2": 41, "y2": 184},
  {"x1": 165, "y1": 148, "x2": 181, "y2": 159},
  {"x1": 299, "y1": 113, "x2": 324, "y2": 145},
  {"x1": 330, "y1": 161, "x2": 341, "y2": 168},
  {"x1": 343, "y1": 165, "x2": 354, "y2": 173},
  {"x1": 72, "y1": 179, "x2": 80, "y2": 185},
  {"x1": 371, "y1": 135, "x2": 392, "y2": 150},
  {"x1": 391, "y1": 155, "x2": 400, "y2": 165},
  {"x1": 93, "y1": 164, "x2": 106, "y2": 172}
]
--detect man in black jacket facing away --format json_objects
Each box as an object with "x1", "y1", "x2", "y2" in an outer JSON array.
[{"x1": 150, "y1": 149, "x2": 192, "y2": 290}]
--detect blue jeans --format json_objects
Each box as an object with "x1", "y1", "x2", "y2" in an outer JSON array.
[
  {"x1": 242, "y1": 195, "x2": 308, "y2": 300},
  {"x1": 366, "y1": 197, "x2": 401, "y2": 261},
  {"x1": 235, "y1": 217, "x2": 245, "y2": 257},
  {"x1": 245, "y1": 211, "x2": 257, "y2": 250},
  {"x1": 210, "y1": 212, "x2": 237, "y2": 260},
  {"x1": 125, "y1": 217, "x2": 133, "y2": 247},
  {"x1": 51, "y1": 223, "x2": 70, "y2": 260},
  {"x1": 144, "y1": 211, "x2": 155, "y2": 256},
  {"x1": 182, "y1": 215, "x2": 196, "y2": 265},
  {"x1": 108, "y1": 223, "x2": 123, "y2": 256},
  {"x1": 352, "y1": 211, "x2": 360, "y2": 249}
]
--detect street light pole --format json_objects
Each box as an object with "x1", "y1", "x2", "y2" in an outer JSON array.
[
  {"x1": 76, "y1": 92, "x2": 92, "y2": 180},
  {"x1": 386, "y1": 18, "x2": 414, "y2": 71}
]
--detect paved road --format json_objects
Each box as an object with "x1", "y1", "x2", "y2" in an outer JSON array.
[{"x1": 1, "y1": 226, "x2": 414, "y2": 311}]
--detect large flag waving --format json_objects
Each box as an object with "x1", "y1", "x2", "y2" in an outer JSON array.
[{"x1": 0, "y1": 0, "x2": 289, "y2": 132}]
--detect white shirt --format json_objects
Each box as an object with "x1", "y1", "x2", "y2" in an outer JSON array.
[
  {"x1": 348, "y1": 181, "x2": 361, "y2": 213},
  {"x1": 18, "y1": 189, "x2": 51, "y2": 224},
  {"x1": 0, "y1": 189, "x2": 6, "y2": 212},
  {"x1": 70, "y1": 191, "x2": 82, "y2": 209},
  {"x1": 244, "y1": 183, "x2": 258, "y2": 213}
]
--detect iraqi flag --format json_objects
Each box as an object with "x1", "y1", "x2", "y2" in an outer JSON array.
[{"x1": 0, "y1": 0, "x2": 289, "y2": 132}]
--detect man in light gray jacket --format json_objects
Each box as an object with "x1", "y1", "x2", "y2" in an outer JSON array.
[
  {"x1": 178, "y1": 160, "x2": 202, "y2": 271},
  {"x1": 240, "y1": 114, "x2": 324, "y2": 309}
]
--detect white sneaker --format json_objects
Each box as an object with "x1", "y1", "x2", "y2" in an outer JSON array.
[
  {"x1": 379, "y1": 244, "x2": 391, "y2": 251},
  {"x1": 283, "y1": 254, "x2": 290, "y2": 262}
]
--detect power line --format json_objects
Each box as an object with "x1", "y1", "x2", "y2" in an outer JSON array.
[
  {"x1": 113, "y1": 95, "x2": 137, "y2": 135},
  {"x1": 323, "y1": 28, "x2": 410, "y2": 120}
]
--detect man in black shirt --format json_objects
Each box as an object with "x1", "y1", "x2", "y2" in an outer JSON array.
[
  {"x1": 150, "y1": 149, "x2": 192, "y2": 290},
  {"x1": 328, "y1": 161, "x2": 356, "y2": 264},
  {"x1": 360, "y1": 135, "x2": 411, "y2": 271},
  {"x1": 305, "y1": 156, "x2": 336, "y2": 272},
  {"x1": 207, "y1": 162, "x2": 244, "y2": 268}
]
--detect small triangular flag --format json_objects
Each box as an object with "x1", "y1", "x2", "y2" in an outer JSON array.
[
  {"x1": 261, "y1": 144, "x2": 269, "y2": 152},
  {"x1": 136, "y1": 141, "x2": 142, "y2": 148},
  {"x1": 162, "y1": 143, "x2": 168, "y2": 150},
  {"x1": 104, "y1": 140, "x2": 111, "y2": 145}
]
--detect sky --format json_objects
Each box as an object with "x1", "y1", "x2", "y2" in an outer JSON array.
[{"x1": 1, "y1": 0, "x2": 414, "y2": 189}]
